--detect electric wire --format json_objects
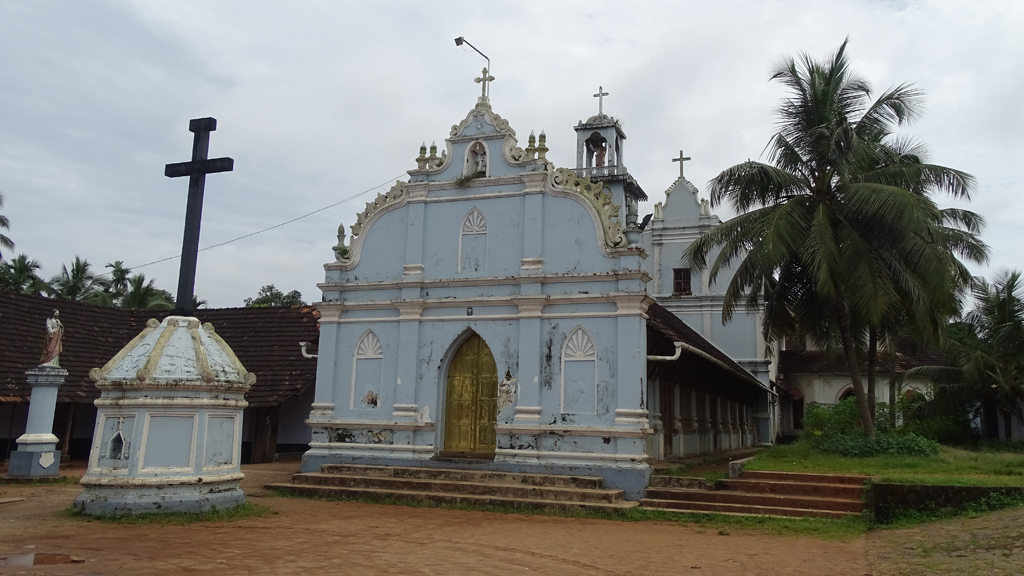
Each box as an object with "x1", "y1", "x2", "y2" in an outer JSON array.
[{"x1": 126, "y1": 174, "x2": 405, "y2": 271}]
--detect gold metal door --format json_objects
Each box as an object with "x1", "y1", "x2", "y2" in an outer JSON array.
[{"x1": 443, "y1": 333, "x2": 498, "y2": 457}]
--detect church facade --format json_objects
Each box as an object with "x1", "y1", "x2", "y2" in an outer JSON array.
[{"x1": 305, "y1": 75, "x2": 770, "y2": 498}]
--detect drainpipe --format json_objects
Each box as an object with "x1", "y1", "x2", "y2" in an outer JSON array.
[{"x1": 299, "y1": 342, "x2": 317, "y2": 359}]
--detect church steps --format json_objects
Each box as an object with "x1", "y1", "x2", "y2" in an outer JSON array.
[
  {"x1": 317, "y1": 463, "x2": 604, "y2": 489},
  {"x1": 289, "y1": 472, "x2": 624, "y2": 503},
  {"x1": 740, "y1": 470, "x2": 869, "y2": 486},
  {"x1": 638, "y1": 499, "x2": 860, "y2": 520},
  {"x1": 642, "y1": 487, "x2": 865, "y2": 513},
  {"x1": 265, "y1": 483, "x2": 638, "y2": 514},
  {"x1": 717, "y1": 478, "x2": 864, "y2": 500}
]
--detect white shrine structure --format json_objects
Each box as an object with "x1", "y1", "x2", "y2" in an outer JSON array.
[{"x1": 74, "y1": 316, "x2": 255, "y2": 515}]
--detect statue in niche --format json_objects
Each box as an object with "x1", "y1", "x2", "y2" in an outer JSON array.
[
  {"x1": 585, "y1": 132, "x2": 608, "y2": 167},
  {"x1": 594, "y1": 142, "x2": 607, "y2": 167},
  {"x1": 467, "y1": 142, "x2": 487, "y2": 176},
  {"x1": 40, "y1": 309, "x2": 64, "y2": 367}
]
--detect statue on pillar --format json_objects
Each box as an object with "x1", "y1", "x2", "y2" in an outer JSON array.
[{"x1": 40, "y1": 310, "x2": 64, "y2": 367}]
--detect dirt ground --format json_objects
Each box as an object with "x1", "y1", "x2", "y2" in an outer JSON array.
[{"x1": 0, "y1": 462, "x2": 1021, "y2": 576}]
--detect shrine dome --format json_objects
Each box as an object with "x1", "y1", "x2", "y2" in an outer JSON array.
[{"x1": 89, "y1": 316, "x2": 256, "y2": 387}]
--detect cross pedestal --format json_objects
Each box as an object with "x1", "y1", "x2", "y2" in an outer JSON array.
[{"x1": 8, "y1": 366, "x2": 67, "y2": 478}]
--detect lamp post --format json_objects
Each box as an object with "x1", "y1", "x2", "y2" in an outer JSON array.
[{"x1": 454, "y1": 36, "x2": 490, "y2": 76}]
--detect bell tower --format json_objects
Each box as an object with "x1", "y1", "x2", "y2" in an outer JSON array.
[{"x1": 573, "y1": 86, "x2": 646, "y2": 242}]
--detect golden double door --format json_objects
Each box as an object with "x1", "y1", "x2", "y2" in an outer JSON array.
[{"x1": 442, "y1": 334, "x2": 498, "y2": 458}]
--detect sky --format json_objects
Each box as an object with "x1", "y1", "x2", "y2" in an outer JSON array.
[{"x1": 1, "y1": 0, "x2": 1021, "y2": 308}]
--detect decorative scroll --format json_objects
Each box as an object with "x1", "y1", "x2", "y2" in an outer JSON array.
[
  {"x1": 350, "y1": 181, "x2": 409, "y2": 239},
  {"x1": 550, "y1": 167, "x2": 627, "y2": 248}
]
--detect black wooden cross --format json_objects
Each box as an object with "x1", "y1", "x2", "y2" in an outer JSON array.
[{"x1": 164, "y1": 117, "x2": 233, "y2": 312}]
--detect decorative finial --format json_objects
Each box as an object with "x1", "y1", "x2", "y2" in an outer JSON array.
[
  {"x1": 526, "y1": 131, "x2": 537, "y2": 160},
  {"x1": 537, "y1": 131, "x2": 548, "y2": 161},
  {"x1": 416, "y1": 142, "x2": 427, "y2": 169},
  {"x1": 593, "y1": 86, "x2": 609, "y2": 115}
]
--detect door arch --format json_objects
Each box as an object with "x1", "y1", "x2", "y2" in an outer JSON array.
[{"x1": 441, "y1": 332, "x2": 498, "y2": 458}]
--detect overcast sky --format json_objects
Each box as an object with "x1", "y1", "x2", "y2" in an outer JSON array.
[{"x1": 1, "y1": 0, "x2": 1020, "y2": 308}]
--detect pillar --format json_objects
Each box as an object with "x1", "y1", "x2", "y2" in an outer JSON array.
[{"x1": 8, "y1": 366, "x2": 66, "y2": 477}]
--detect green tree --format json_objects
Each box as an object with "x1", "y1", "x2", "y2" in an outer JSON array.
[
  {"x1": 908, "y1": 272, "x2": 1024, "y2": 440},
  {"x1": 686, "y1": 40, "x2": 985, "y2": 436},
  {"x1": 244, "y1": 284, "x2": 305, "y2": 308},
  {"x1": 0, "y1": 192, "x2": 14, "y2": 260},
  {"x1": 120, "y1": 273, "x2": 174, "y2": 311},
  {"x1": 48, "y1": 256, "x2": 101, "y2": 302},
  {"x1": 0, "y1": 254, "x2": 48, "y2": 296}
]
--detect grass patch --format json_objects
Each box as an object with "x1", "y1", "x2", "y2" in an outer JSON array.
[
  {"x1": 746, "y1": 439, "x2": 1024, "y2": 487},
  {"x1": 881, "y1": 492, "x2": 1024, "y2": 529},
  {"x1": 268, "y1": 488, "x2": 868, "y2": 540},
  {"x1": 61, "y1": 502, "x2": 273, "y2": 525}
]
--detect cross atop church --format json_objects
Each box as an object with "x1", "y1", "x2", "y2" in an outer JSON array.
[
  {"x1": 672, "y1": 150, "x2": 691, "y2": 178},
  {"x1": 475, "y1": 67, "x2": 495, "y2": 99},
  {"x1": 164, "y1": 117, "x2": 234, "y2": 312},
  {"x1": 593, "y1": 86, "x2": 609, "y2": 115}
]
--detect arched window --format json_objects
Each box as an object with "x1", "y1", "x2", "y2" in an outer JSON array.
[
  {"x1": 350, "y1": 330, "x2": 383, "y2": 409},
  {"x1": 585, "y1": 132, "x2": 608, "y2": 168},
  {"x1": 561, "y1": 326, "x2": 597, "y2": 414},
  {"x1": 459, "y1": 207, "x2": 488, "y2": 273}
]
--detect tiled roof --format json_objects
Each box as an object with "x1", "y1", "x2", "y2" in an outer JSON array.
[
  {"x1": 0, "y1": 292, "x2": 318, "y2": 406},
  {"x1": 646, "y1": 302, "x2": 766, "y2": 404},
  {"x1": 0, "y1": 292, "x2": 134, "y2": 403},
  {"x1": 778, "y1": 347, "x2": 950, "y2": 376}
]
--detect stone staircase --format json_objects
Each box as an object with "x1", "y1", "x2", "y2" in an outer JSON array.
[
  {"x1": 266, "y1": 464, "x2": 638, "y2": 513},
  {"x1": 641, "y1": 470, "x2": 868, "y2": 519}
]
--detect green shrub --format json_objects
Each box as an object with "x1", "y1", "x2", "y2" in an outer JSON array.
[
  {"x1": 811, "y1": 432, "x2": 940, "y2": 457},
  {"x1": 804, "y1": 398, "x2": 861, "y2": 436}
]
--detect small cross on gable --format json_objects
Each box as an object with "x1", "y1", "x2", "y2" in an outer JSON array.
[
  {"x1": 672, "y1": 150, "x2": 691, "y2": 178},
  {"x1": 593, "y1": 86, "x2": 609, "y2": 115},
  {"x1": 475, "y1": 67, "x2": 495, "y2": 99}
]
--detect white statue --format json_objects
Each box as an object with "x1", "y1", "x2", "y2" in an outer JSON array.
[{"x1": 40, "y1": 309, "x2": 64, "y2": 367}]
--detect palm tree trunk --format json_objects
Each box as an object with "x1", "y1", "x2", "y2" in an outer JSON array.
[
  {"x1": 1004, "y1": 409, "x2": 1014, "y2": 440},
  {"x1": 888, "y1": 353, "x2": 898, "y2": 429},
  {"x1": 867, "y1": 327, "x2": 877, "y2": 422},
  {"x1": 835, "y1": 297, "x2": 876, "y2": 437}
]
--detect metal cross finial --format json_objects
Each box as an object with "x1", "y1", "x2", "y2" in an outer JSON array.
[
  {"x1": 593, "y1": 86, "x2": 609, "y2": 115},
  {"x1": 475, "y1": 67, "x2": 495, "y2": 99},
  {"x1": 672, "y1": 150, "x2": 692, "y2": 178}
]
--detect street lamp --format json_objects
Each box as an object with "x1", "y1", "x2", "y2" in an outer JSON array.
[{"x1": 454, "y1": 36, "x2": 490, "y2": 73}]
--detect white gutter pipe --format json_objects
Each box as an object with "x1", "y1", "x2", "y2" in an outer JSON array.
[
  {"x1": 299, "y1": 342, "x2": 317, "y2": 359},
  {"x1": 647, "y1": 342, "x2": 683, "y2": 362}
]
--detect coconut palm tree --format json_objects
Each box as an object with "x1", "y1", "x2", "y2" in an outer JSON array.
[
  {"x1": 908, "y1": 272, "x2": 1024, "y2": 440},
  {"x1": 0, "y1": 192, "x2": 14, "y2": 260},
  {"x1": 0, "y1": 254, "x2": 48, "y2": 296},
  {"x1": 120, "y1": 273, "x2": 174, "y2": 311},
  {"x1": 48, "y1": 256, "x2": 100, "y2": 302},
  {"x1": 686, "y1": 40, "x2": 984, "y2": 436}
]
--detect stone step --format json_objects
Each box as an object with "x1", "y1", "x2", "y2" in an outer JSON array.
[
  {"x1": 718, "y1": 478, "x2": 864, "y2": 499},
  {"x1": 266, "y1": 483, "x2": 639, "y2": 514},
  {"x1": 639, "y1": 498, "x2": 860, "y2": 520},
  {"x1": 317, "y1": 464, "x2": 605, "y2": 489},
  {"x1": 648, "y1": 476, "x2": 712, "y2": 490},
  {"x1": 643, "y1": 487, "x2": 864, "y2": 513},
  {"x1": 293, "y1": 472, "x2": 624, "y2": 504},
  {"x1": 742, "y1": 470, "x2": 869, "y2": 486}
]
